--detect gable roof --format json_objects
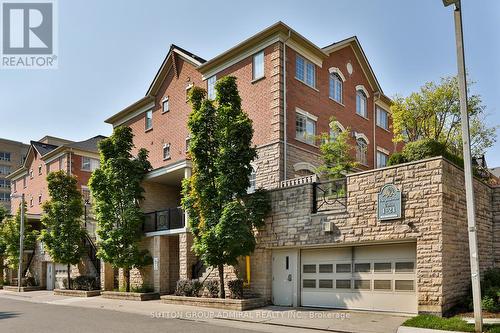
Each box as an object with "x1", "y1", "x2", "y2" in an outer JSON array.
[
  {"x1": 7, "y1": 135, "x2": 106, "y2": 180},
  {"x1": 322, "y1": 36, "x2": 391, "y2": 104}
]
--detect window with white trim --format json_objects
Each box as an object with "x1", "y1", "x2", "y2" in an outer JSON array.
[
  {"x1": 376, "y1": 150, "x2": 389, "y2": 168},
  {"x1": 356, "y1": 90, "x2": 368, "y2": 118},
  {"x1": 0, "y1": 152, "x2": 11, "y2": 161},
  {"x1": 0, "y1": 193, "x2": 9, "y2": 202},
  {"x1": 29, "y1": 198, "x2": 33, "y2": 207},
  {"x1": 162, "y1": 97, "x2": 169, "y2": 113},
  {"x1": 185, "y1": 136, "x2": 191, "y2": 153},
  {"x1": 38, "y1": 194, "x2": 42, "y2": 204},
  {"x1": 207, "y1": 75, "x2": 216, "y2": 100},
  {"x1": 295, "y1": 111, "x2": 316, "y2": 145},
  {"x1": 29, "y1": 169, "x2": 33, "y2": 179},
  {"x1": 252, "y1": 51, "x2": 264, "y2": 80},
  {"x1": 329, "y1": 73, "x2": 343, "y2": 103},
  {"x1": 356, "y1": 137, "x2": 368, "y2": 165},
  {"x1": 163, "y1": 143, "x2": 171, "y2": 160},
  {"x1": 0, "y1": 179, "x2": 10, "y2": 188},
  {"x1": 38, "y1": 165, "x2": 42, "y2": 175},
  {"x1": 295, "y1": 54, "x2": 316, "y2": 88},
  {"x1": 376, "y1": 106, "x2": 389, "y2": 130},
  {"x1": 0, "y1": 165, "x2": 11, "y2": 175},
  {"x1": 145, "y1": 109, "x2": 153, "y2": 130},
  {"x1": 81, "y1": 157, "x2": 99, "y2": 171}
]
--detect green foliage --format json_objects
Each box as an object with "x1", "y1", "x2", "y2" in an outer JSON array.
[
  {"x1": 175, "y1": 279, "x2": 203, "y2": 297},
  {"x1": 204, "y1": 279, "x2": 219, "y2": 298},
  {"x1": 89, "y1": 126, "x2": 153, "y2": 292},
  {"x1": 182, "y1": 76, "x2": 271, "y2": 298},
  {"x1": 0, "y1": 206, "x2": 7, "y2": 255},
  {"x1": 131, "y1": 284, "x2": 154, "y2": 293},
  {"x1": 391, "y1": 75, "x2": 497, "y2": 157},
  {"x1": 317, "y1": 119, "x2": 358, "y2": 179},
  {"x1": 40, "y1": 171, "x2": 86, "y2": 279},
  {"x1": 387, "y1": 152, "x2": 407, "y2": 166},
  {"x1": 403, "y1": 315, "x2": 500, "y2": 333},
  {"x1": 228, "y1": 279, "x2": 244, "y2": 299},
  {"x1": 0, "y1": 203, "x2": 37, "y2": 270}
]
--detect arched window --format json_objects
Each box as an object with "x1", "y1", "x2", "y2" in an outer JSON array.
[
  {"x1": 293, "y1": 162, "x2": 316, "y2": 178},
  {"x1": 356, "y1": 90, "x2": 368, "y2": 118},
  {"x1": 329, "y1": 73, "x2": 343, "y2": 103},
  {"x1": 356, "y1": 137, "x2": 368, "y2": 165}
]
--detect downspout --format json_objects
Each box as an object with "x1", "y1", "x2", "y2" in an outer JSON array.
[
  {"x1": 283, "y1": 30, "x2": 291, "y2": 181},
  {"x1": 373, "y1": 92, "x2": 379, "y2": 168}
]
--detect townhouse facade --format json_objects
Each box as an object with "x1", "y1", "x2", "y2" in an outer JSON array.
[
  {"x1": 0, "y1": 138, "x2": 29, "y2": 214},
  {"x1": 6, "y1": 135, "x2": 104, "y2": 289},
  {"x1": 101, "y1": 22, "x2": 411, "y2": 308}
]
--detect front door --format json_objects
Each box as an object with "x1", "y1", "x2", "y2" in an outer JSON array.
[
  {"x1": 46, "y1": 263, "x2": 54, "y2": 290},
  {"x1": 272, "y1": 249, "x2": 298, "y2": 306}
]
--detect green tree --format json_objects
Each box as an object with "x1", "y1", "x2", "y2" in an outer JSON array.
[
  {"x1": 0, "y1": 203, "x2": 37, "y2": 271},
  {"x1": 89, "y1": 126, "x2": 152, "y2": 292},
  {"x1": 316, "y1": 119, "x2": 358, "y2": 179},
  {"x1": 391, "y1": 75, "x2": 497, "y2": 157},
  {"x1": 40, "y1": 171, "x2": 86, "y2": 290},
  {"x1": 182, "y1": 76, "x2": 270, "y2": 298}
]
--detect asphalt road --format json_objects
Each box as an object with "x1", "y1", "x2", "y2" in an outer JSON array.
[{"x1": 0, "y1": 297, "x2": 259, "y2": 333}]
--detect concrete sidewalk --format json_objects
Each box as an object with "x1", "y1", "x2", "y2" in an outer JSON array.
[{"x1": 0, "y1": 290, "x2": 408, "y2": 333}]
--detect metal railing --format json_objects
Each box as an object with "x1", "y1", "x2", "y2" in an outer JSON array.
[
  {"x1": 312, "y1": 178, "x2": 348, "y2": 213},
  {"x1": 142, "y1": 207, "x2": 185, "y2": 233}
]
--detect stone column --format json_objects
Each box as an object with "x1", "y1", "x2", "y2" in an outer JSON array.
[
  {"x1": 100, "y1": 261, "x2": 114, "y2": 291},
  {"x1": 153, "y1": 235, "x2": 170, "y2": 293},
  {"x1": 183, "y1": 167, "x2": 191, "y2": 229},
  {"x1": 178, "y1": 232, "x2": 195, "y2": 280}
]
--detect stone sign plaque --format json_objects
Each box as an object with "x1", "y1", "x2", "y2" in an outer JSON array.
[{"x1": 377, "y1": 184, "x2": 402, "y2": 221}]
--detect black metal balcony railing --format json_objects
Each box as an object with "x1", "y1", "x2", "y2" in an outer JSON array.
[
  {"x1": 312, "y1": 178, "x2": 348, "y2": 213},
  {"x1": 142, "y1": 207, "x2": 185, "y2": 233}
]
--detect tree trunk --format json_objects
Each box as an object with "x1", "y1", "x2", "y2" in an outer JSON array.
[
  {"x1": 124, "y1": 269, "x2": 130, "y2": 292},
  {"x1": 67, "y1": 264, "x2": 71, "y2": 290},
  {"x1": 218, "y1": 264, "x2": 225, "y2": 299}
]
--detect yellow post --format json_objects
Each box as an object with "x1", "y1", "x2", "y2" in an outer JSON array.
[{"x1": 245, "y1": 255, "x2": 251, "y2": 286}]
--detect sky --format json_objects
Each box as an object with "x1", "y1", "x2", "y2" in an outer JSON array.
[{"x1": 0, "y1": 0, "x2": 499, "y2": 165}]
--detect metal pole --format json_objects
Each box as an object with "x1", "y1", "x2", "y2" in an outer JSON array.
[
  {"x1": 453, "y1": 2, "x2": 482, "y2": 332},
  {"x1": 17, "y1": 193, "x2": 25, "y2": 292}
]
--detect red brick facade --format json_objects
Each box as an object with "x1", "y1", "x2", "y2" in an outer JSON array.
[{"x1": 107, "y1": 23, "x2": 397, "y2": 187}]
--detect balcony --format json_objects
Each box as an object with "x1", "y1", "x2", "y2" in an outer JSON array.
[{"x1": 142, "y1": 207, "x2": 185, "y2": 234}]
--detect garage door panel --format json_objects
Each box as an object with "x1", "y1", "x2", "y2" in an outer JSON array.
[{"x1": 300, "y1": 243, "x2": 417, "y2": 314}]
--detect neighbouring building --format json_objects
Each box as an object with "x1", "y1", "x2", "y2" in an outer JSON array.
[
  {"x1": 100, "y1": 21, "x2": 499, "y2": 316},
  {"x1": 0, "y1": 138, "x2": 29, "y2": 214},
  {"x1": 5, "y1": 135, "x2": 105, "y2": 289}
]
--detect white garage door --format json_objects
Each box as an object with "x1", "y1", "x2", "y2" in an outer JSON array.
[{"x1": 301, "y1": 243, "x2": 417, "y2": 313}]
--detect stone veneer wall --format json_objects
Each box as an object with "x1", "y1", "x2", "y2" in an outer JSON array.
[
  {"x1": 441, "y1": 162, "x2": 496, "y2": 312},
  {"x1": 493, "y1": 186, "x2": 500, "y2": 267},
  {"x1": 250, "y1": 157, "x2": 497, "y2": 314},
  {"x1": 254, "y1": 142, "x2": 283, "y2": 189}
]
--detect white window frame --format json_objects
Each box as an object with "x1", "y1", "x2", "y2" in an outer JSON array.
[
  {"x1": 163, "y1": 143, "x2": 171, "y2": 161},
  {"x1": 329, "y1": 72, "x2": 343, "y2": 104},
  {"x1": 376, "y1": 106, "x2": 389, "y2": 130},
  {"x1": 247, "y1": 167, "x2": 257, "y2": 194},
  {"x1": 356, "y1": 90, "x2": 368, "y2": 118},
  {"x1": 207, "y1": 75, "x2": 216, "y2": 100},
  {"x1": 356, "y1": 137, "x2": 368, "y2": 165},
  {"x1": 145, "y1": 109, "x2": 153, "y2": 131},
  {"x1": 376, "y1": 149, "x2": 389, "y2": 168},
  {"x1": 81, "y1": 157, "x2": 99, "y2": 172},
  {"x1": 295, "y1": 108, "x2": 317, "y2": 146},
  {"x1": 252, "y1": 51, "x2": 265, "y2": 80},
  {"x1": 162, "y1": 96, "x2": 169, "y2": 113},
  {"x1": 295, "y1": 54, "x2": 316, "y2": 89}
]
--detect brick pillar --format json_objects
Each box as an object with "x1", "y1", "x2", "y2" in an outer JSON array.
[
  {"x1": 100, "y1": 261, "x2": 114, "y2": 291},
  {"x1": 179, "y1": 232, "x2": 195, "y2": 280},
  {"x1": 153, "y1": 235, "x2": 170, "y2": 293}
]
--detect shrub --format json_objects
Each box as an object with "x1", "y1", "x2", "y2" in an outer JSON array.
[
  {"x1": 204, "y1": 279, "x2": 219, "y2": 298},
  {"x1": 387, "y1": 152, "x2": 407, "y2": 166},
  {"x1": 131, "y1": 284, "x2": 154, "y2": 293},
  {"x1": 73, "y1": 275, "x2": 99, "y2": 291},
  {"x1": 228, "y1": 279, "x2": 244, "y2": 299},
  {"x1": 175, "y1": 279, "x2": 203, "y2": 297},
  {"x1": 23, "y1": 276, "x2": 37, "y2": 287},
  {"x1": 482, "y1": 296, "x2": 500, "y2": 313}
]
